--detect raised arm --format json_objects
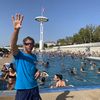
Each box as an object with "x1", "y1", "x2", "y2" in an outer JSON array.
[{"x1": 10, "y1": 14, "x2": 24, "y2": 55}]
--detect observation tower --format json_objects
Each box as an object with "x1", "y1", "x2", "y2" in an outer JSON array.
[{"x1": 35, "y1": 9, "x2": 48, "y2": 52}]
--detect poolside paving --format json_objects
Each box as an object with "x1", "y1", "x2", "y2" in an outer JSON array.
[
  {"x1": 0, "y1": 89, "x2": 100, "y2": 100},
  {"x1": 41, "y1": 89, "x2": 100, "y2": 100}
]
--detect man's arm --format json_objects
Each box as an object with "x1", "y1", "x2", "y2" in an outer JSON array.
[{"x1": 10, "y1": 14, "x2": 24, "y2": 55}]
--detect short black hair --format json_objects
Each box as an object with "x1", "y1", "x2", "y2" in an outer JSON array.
[
  {"x1": 23, "y1": 36, "x2": 35, "y2": 44},
  {"x1": 56, "y1": 74, "x2": 63, "y2": 80}
]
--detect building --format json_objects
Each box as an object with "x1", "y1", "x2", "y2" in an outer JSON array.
[{"x1": 45, "y1": 41, "x2": 56, "y2": 47}]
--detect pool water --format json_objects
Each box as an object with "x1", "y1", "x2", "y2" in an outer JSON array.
[
  {"x1": 0, "y1": 52, "x2": 100, "y2": 90},
  {"x1": 37, "y1": 52, "x2": 100, "y2": 89}
]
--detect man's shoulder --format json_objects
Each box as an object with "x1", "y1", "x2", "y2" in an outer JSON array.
[{"x1": 13, "y1": 50, "x2": 22, "y2": 57}]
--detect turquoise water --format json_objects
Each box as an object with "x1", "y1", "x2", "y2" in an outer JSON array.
[
  {"x1": 0, "y1": 52, "x2": 100, "y2": 90},
  {"x1": 37, "y1": 52, "x2": 100, "y2": 89}
]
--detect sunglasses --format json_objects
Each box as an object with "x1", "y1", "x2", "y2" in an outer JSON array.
[{"x1": 24, "y1": 42, "x2": 34, "y2": 46}]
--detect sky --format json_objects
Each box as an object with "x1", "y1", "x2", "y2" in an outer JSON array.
[{"x1": 0, "y1": 0, "x2": 100, "y2": 46}]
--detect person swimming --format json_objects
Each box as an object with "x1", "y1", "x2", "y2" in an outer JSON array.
[
  {"x1": 70, "y1": 67, "x2": 77, "y2": 75},
  {"x1": 96, "y1": 68, "x2": 100, "y2": 74},
  {"x1": 90, "y1": 62, "x2": 96, "y2": 70},
  {"x1": 39, "y1": 71, "x2": 49, "y2": 85},
  {"x1": 50, "y1": 74, "x2": 66, "y2": 88},
  {"x1": 42, "y1": 61, "x2": 49, "y2": 67}
]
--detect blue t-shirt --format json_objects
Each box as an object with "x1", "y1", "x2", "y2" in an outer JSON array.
[{"x1": 13, "y1": 51, "x2": 38, "y2": 90}]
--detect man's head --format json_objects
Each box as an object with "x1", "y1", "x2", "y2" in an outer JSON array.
[
  {"x1": 23, "y1": 36, "x2": 35, "y2": 44},
  {"x1": 23, "y1": 36, "x2": 35, "y2": 54}
]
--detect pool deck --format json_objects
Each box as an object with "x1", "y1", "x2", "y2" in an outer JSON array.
[{"x1": 0, "y1": 85, "x2": 100, "y2": 100}]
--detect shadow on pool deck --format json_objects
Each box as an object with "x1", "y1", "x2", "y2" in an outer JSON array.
[
  {"x1": 0, "y1": 86, "x2": 100, "y2": 100},
  {"x1": 1, "y1": 89, "x2": 100, "y2": 100},
  {"x1": 0, "y1": 89, "x2": 100, "y2": 100},
  {"x1": 56, "y1": 91, "x2": 74, "y2": 100}
]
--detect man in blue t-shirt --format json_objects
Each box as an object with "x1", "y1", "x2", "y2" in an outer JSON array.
[{"x1": 10, "y1": 14, "x2": 41, "y2": 100}]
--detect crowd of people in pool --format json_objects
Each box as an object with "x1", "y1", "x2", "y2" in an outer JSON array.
[
  {"x1": 37, "y1": 51, "x2": 100, "y2": 88},
  {"x1": 0, "y1": 50, "x2": 100, "y2": 90},
  {"x1": 0, "y1": 62, "x2": 67, "y2": 90}
]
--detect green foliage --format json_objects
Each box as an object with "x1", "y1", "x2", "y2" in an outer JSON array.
[
  {"x1": 35, "y1": 43, "x2": 39, "y2": 48},
  {"x1": 35, "y1": 43, "x2": 47, "y2": 48},
  {"x1": 57, "y1": 39, "x2": 67, "y2": 46},
  {"x1": 57, "y1": 24, "x2": 100, "y2": 45},
  {"x1": 44, "y1": 43, "x2": 47, "y2": 48}
]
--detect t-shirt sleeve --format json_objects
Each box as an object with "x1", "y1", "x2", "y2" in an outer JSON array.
[{"x1": 13, "y1": 50, "x2": 22, "y2": 59}]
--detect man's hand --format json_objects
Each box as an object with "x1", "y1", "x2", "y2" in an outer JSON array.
[
  {"x1": 10, "y1": 13, "x2": 24, "y2": 55},
  {"x1": 35, "y1": 70, "x2": 41, "y2": 79},
  {"x1": 12, "y1": 13, "x2": 24, "y2": 30}
]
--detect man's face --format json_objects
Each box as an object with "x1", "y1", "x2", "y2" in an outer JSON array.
[{"x1": 23, "y1": 39, "x2": 34, "y2": 53}]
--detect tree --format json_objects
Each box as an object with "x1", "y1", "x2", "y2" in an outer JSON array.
[
  {"x1": 56, "y1": 24, "x2": 100, "y2": 46},
  {"x1": 93, "y1": 25, "x2": 100, "y2": 42}
]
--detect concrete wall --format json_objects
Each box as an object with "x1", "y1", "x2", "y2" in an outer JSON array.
[{"x1": 45, "y1": 43, "x2": 100, "y2": 55}]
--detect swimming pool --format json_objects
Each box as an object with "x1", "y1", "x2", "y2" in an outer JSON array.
[
  {"x1": 36, "y1": 52, "x2": 100, "y2": 89},
  {"x1": 0, "y1": 52, "x2": 100, "y2": 90}
]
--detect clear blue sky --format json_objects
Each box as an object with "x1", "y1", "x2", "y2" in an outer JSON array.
[{"x1": 0, "y1": 0, "x2": 100, "y2": 46}]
